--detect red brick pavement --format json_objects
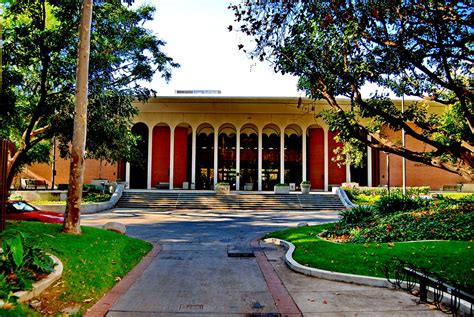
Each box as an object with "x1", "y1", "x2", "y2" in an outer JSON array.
[{"x1": 251, "y1": 238, "x2": 302, "y2": 317}]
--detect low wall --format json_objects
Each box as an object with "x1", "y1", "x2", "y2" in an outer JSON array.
[
  {"x1": 332, "y1": 187, "x2": 356, "y2": 208},
  {"x1": 12, "y1": 190, "x2": 68, "y2": 202},
  {"x1": 28, "y1": 185, "x2": 123, "y2": 214}
]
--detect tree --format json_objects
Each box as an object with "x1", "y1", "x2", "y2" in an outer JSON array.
[
  {"x1": 63, "y1": 0, "x2": 93, "y2": 235},
  {"x1": 230, "y1": 1, "x2": 473, "y2": 180},
  {"x1": 0, "y1": 0, "x2": 178, "y2": 190}
]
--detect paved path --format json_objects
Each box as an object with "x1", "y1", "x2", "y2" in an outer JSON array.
[
  {"x1": 263, "y1": 243, "x2": 443, "y2": 317},
  {"x1": 82, "y1": 208, "x2": 443, "y2": 316}
]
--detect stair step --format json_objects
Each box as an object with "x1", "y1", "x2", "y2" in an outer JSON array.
[{"x1": 116, "y1": 191, "x2": 345, "y2": 211}]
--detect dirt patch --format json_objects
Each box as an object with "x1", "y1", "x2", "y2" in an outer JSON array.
[
  {"x1": 27, "y1": 278, "x2": 83, "y2": 316},
  {"x1": 319, "y1": 232, "x2": 351, "y2": 243}
]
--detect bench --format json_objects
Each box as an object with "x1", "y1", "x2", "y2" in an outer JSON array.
[
  {"x1": 156, "y1": 182, "x2": 170, "y2": 189},
  {"x1": 441, "y1": 184, "x2": 462, "y2": 192},
  {"x1": 21, "y1": 178, "x2": 48, "y2": 189}
]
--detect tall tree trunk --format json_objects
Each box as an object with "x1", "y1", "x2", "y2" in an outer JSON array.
[{"x1": 63, "y1": 0, "x2": 93, "y2": 234}]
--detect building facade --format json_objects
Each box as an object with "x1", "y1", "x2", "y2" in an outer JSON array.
[
  {"x1": 18, "y1": 96, "x2": 468, "y2": 191},
  {"x1": 121, "y1": 96, "x2": 467, "y2": 191}
]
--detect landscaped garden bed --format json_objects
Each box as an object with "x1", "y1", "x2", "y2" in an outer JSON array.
[
  {"x1": 0, "y1": 221, "x2": 151, "y2": 316},
  {"x1": 28, "y1": 192, "x2": 113, "y2": 205},
  {"x1": 266, "y1": 193, "x2": 473, "y2": 293}
]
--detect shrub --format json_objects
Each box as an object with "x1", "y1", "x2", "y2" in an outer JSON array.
[
  {"x1": 343, "y1": 186, "x2": 388, "y2": 197},
  {"x1": 339, "y1": 205, "x2": 376, "y2": 225},
  {"x1": 82, "y1": 192, "x2": 112, "y2": 203},
  {"x1": 374, "y1": 194, "x2": 429, "y2": 216},
  {"x1": 8, "y1": 193, "x2": 23, "y2": 201},
  {"x1": 0, "y1": 231, "x2": 55, "y2": 302},
  {"x1": 349, "y1": 206, "x2": 474, "y2": 243},
  {"x1": 343, "y1": 186, "x2": 430, "y2": 200},
  {"x1": 349, "y1": 193, "x2": 380, "y2": 205}
]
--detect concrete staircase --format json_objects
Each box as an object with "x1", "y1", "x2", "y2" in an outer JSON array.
[{"x1": 116, "y1": 191, "x2": 345, "y2": 211}]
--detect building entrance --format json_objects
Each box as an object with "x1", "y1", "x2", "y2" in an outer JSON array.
[
  {"x1": 262, "y1": 124, "x2": 280, "y2": 190},
  {"x1": 239, "y1": 124, "x2": 258, "y2": 191},
  {"x1": 196, "y1": 124, "x2": 214, "y2": 189},
  {"x1": 218, "y1": 124, "x2": 237, "y2": 190}
]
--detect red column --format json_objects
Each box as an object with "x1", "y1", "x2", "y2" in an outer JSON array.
[
  {"x1": 152, "y1": 126, "x2": 170, "y2": 187},
  {"x1": 308, "y1": 128, "x2": 324, "y2": 189},
  {"x1": 173, "y1": 127, "x2": 188, "y2": 188},
  {"x1": 328, "y1": 131, "x2": 346, "y2": 185}
]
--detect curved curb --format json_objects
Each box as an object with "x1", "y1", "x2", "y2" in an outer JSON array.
[
  {"x1": 84, "y1": 241, "x2": 161, "y2": 317},
  {"x1": 266, "y1": 238, "x2": 474, "y2": 316},
  {"x1": 335, "y1": 187, "x2": 357, "y2": 209},
  {"x1": 264, "y1": 237, "x2": 393, "y2": 288},
  {"x1": 15, "y1": 255, "x2": 63, "y2": 303}
]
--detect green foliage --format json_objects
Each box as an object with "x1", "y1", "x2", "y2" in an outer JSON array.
[
  {"x1": 82, "y1": 192, "x2": 112, "y2": 203},
  {"x1": 0, "y1": 303, "x2": 40, "y2": 317},
  {"x1": 437, "y1": 193, "x2": 474, "y2": 200},
  {"x1": 343, "y1": 186, "x2": 430, "y2": 205},
  {"x1": 8, "y1": 193, "x2": 23, "y2": 201},
  {"x1": 343, "y1": 186, "x2": 430, "y2": 198},
  {"x1": 1, "y1": 0, "x2": 178, "y2": 180},
  {"x1": 3, "y1": 221, "x2": 151, "y2": 314},
  {"x1": 8, "y1": 236, "x2": 24, "y2": 268},
  {"x1": 374, "y1": 194, "x2": 429, "y2": 216},
  {"x1": 267, "y1": 224, "x2": 473, "y2": 292},
  {"x1": 351, "y1": 194, "x2": 380, "y2": 205},
  {"x1": 339, "y1": 205, "x2": 376, "y2": 225},
  {"x1": 31, "y1": 192, "x2": 112, "y2": 205},
  {"x1": 0, "y1": 231, "x2": 54, "y2": 302},
  {"x1": 325, "y1": 195, "x2": 473, "y2": 244},
  {"x1": 231, "y1": 1, "x2": 474, "y2": 178},
  {"x1": 351, "y1": 202, "x2": 473, "y2": 243}
]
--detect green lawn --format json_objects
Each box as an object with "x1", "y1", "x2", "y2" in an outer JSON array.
[
  {"x1": 266, "y1": 223, "x2": 473, "y2": 291},
  {"x1": 1, "y1": 221, "x2": 152, "y2": 315}
]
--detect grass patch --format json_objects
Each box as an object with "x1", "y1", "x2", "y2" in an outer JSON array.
[
  {"x1": 0, "y1": 303, "x2": 40, "y2": 316},
  {"x1": 266, "y1": 224, "x2": 473, "y2": 292},
  {"x1": 1, "y1": 221, "x2": 152, "y2": 315}
]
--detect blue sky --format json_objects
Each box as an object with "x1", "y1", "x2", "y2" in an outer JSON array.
[{"x1": 137, "y1": 0, "x2": 301, "y2": 96}]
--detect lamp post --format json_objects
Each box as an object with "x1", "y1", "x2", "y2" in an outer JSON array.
[
  {"x1": 386, "y1": 152, "x2": 390, "y2": 194},
  {"x1": 51, "y1": 136, "x2": 56, "y2": 189},
  {"x1": 402, "y1": 93, "x2": 407, "y2": 196}
]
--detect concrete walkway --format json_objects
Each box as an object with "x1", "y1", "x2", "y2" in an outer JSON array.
[
  {"x1": 263, "y1": 242, "x2": 443, "y2": 316},
  {"x1": 107, "y1": 243, "x2": 278, "y2": 316},
  {"x1": 82, "y1": 208, "x2": 443, "y2": 316}
]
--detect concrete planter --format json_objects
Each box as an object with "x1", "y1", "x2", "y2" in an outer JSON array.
[
  {"x1": 116, "y1": 181, "x2": 128, "y2": 189},
  {"x1": 301, "y1": 184, "x2": 311, "y2": 194},
  {"x1": 244, "y1": 183, "x2": 254, "y2": 191},
  {"x1": 274, "y1": 185, "x2": 290, "y2": 194},
  {"x1": 31, "y1": 185, "x2": 124, "y2": 214},
  {"x1": 215, "y1": 184, "x2": 230, "y2": 194}
]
